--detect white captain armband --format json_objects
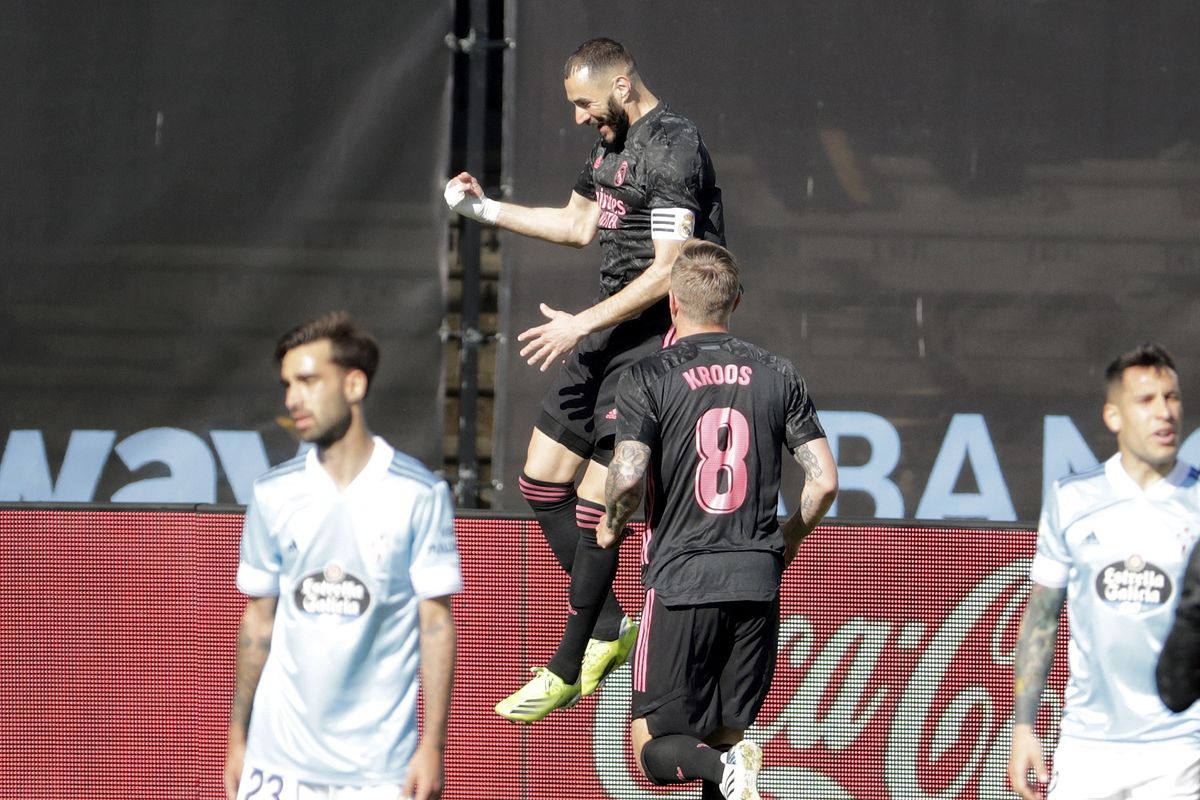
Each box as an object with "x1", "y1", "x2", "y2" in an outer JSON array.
[{"x1": 650, "y1": 207, "x2": 695, "y2": 241}]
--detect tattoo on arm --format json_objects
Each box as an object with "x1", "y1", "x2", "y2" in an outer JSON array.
[
  {"x1": 230, "y1": 597, "x2": 276, "y2": 736},
  {"x1": 1012, "y1": 583, "x2": 1066, "y2": 726},
  {"x1": 794, "y1": 443, "x2": 823, "y2": 480},
  {"x1": 800, "y1": 492, "x2": 815, "y2": 516},
  {"x1": 780, "y1": 441, "x2": 837, "y2": 566},
  {"x1": 606, "y1": 441, "x2": 650, "y2": 530},
  {"x1": 418, "y1": 597, "x2": 457, "y2": 750}
]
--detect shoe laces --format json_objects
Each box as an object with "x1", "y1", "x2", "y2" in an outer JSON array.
[
  {"x1": 581, "y1": 645, "x2": 608, "y2": 671},
  {"x1": 527, "y1": 666, "x2": 554, "y2": 685}
]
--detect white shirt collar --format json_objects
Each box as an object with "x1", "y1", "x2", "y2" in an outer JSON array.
[
  {"x1": 1104, "y1": 451, "x2": 1192, "y2": 500},
  {"x1": 304, "y1": 435, "x2": 393, "y2": 494}
]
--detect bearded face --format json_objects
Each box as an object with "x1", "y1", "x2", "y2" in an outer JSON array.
[{"x1": 599, "y1": 93, "x2": 631, "y2": 144}]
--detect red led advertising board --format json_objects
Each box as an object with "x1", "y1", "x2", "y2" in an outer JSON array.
[{"x1": 0, "y1": 509, "x2": 1063, "y2": 799}]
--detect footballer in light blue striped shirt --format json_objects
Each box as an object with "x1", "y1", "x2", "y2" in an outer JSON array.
[{"x1": 225, "y1": 313, "x2": 460, "y2": 800}]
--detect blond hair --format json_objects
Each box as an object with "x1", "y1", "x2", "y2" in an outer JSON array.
[{"x1": 670, "y1": 240, "x2": 741, "y2": 325}]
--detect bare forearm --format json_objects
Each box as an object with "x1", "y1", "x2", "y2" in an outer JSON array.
[
  {"x1": 1013, "y1": 583, "x2": 1065, "y2": 725},
  {"x1": 782, "y1": 440, "x2": 838, "y2": 564},
  {"x1": 781, "y1": 489, "x2": 834, "y2": 563},
  {"x1": 229, "y1": 597, "x2": 276, "y2": 743},
  {"x1": 418, "y1": 598, "x2": 457, "y2": 750},
  {"x1": 576, "y1": 262, "x2": 671, "y2": 333},
  {"x1": 606, "y1": 442, "x2": 650, "y2": 531},
  {"x1": 495, "y1": 203, "x2": 595, "y2": 247}
]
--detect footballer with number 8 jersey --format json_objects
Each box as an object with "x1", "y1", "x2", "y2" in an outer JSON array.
[
  {"x1": 224, "y1": 313, "x2": 460, "y2": 800},
  {"x1": 446, "y1": 37, "x2": 725, "y2": 722},
  {"x1": 599, "y1": 241, "x2": 838, "y2": 800}
]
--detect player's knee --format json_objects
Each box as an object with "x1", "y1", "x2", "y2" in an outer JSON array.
[
  {"x1": 638, "y1": 737, "x2": 676, "y2": 786},
  {"x1": 630, "y1": 718, "x2": 657, "y2": 782},
  {"x1": 524, "y1": 429, "x2": 585, "y2": 482},
  {"x1": 518, "y1": 471, "x2": 576, "y2": 510},
  {"x1": 631, "y1": 740, "x2": 653, "y2": 783},
  {"x1": 704, "y1": 726, "x2": 742, "y2": 749}
]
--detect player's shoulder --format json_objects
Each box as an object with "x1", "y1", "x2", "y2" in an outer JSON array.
[
  {"x1": 642, "y1": 104, "x2": 703, "y2": 146},
  {"x1": 247, "y1": 453, "x2": 309, "y2": 515},
  {"x1": 385, "y1": 449, "x2": 445, "y2": 492},
  {"x1": 1054, "y1": 462, "x2": 1107, "y2": 495},
  {"x1": 640, "y1": 338, "x2": 704, "y2": 375},
  {"x1": 1050, "y1": 462, "x2": 1115, "y2": 524},
  {"x1": 254, "y1": 452, "x2": 307, "y2": 488},
  {"x1": 724, "y1": 337, "x2": 802, "y2": 381}
]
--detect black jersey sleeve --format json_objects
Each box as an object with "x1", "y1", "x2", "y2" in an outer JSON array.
[
  {"x1": 784, "y1": 365, "x2": 826, "y2": 452},
  {"x1": 1158, "y1": 540, "x2": 1200, "y2": 712},
  {"x1": 572, "y1": 146, "x2": 601, "y2": 201},
  {"x1": 615, "y1": 367, "x2": 660, "y2": 448},
  {"x1": 642, "y1": 123, "x2": 705, "y2": 214}
]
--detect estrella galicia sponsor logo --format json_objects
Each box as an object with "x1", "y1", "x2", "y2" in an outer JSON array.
[
  {"x1": 294, "y1": 563, "x2": 371, "y2": 618},
  {"x1": 1095, "y1": 555, "x2": 1172, "y2": 610}
]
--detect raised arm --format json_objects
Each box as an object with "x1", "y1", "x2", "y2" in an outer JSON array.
[
  {"x1": 445, "y1": 172, "x2": 600, "y2": 247},
  {"x1": 779, "y1": 438, "x2": 838, "y2": 566},
  {"x1": 403, "y1": 596, "x2": 457, "y2": 800},
  {"x1": 224, "y1": 595, "x2": 277, "y2": 800},
  {"x1": 1007, "y1": 581, "x2": 1066, "y2": 800},
  {"x1": 518, "y1": 237, "x2": 683, "y2": 371}
]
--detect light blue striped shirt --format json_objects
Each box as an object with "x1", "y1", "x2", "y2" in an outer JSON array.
[{"x1": 237, "y1": 438, "x2": 461, "y2": 784}]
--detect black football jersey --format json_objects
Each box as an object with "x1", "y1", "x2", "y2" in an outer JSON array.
[
  {"x1": 573, "y1": 103, "x2": 724, "y2": 299},
  {"x1": 615, "y1": 333, "x2": 825, "y2": 605}
]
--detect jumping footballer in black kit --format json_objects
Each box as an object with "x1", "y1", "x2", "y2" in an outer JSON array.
[
  {"x1": 445, "y1": 37, "x2": 724, "y2": 723},
  {"x1": 599, "y1": 241, "x2": 838, "y2": 800}
]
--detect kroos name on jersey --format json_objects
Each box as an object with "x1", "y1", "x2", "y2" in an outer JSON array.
[
  {"x1": 682, "y1": 364, "x2": 753, "y2": 391},
  {"x1": 295, "y1": 566, "x2": 371, "y2": 618}
]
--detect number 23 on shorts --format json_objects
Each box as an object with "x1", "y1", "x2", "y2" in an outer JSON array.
[{"x1": 237, "y1": 765, "x2": 298, "y2": 800}]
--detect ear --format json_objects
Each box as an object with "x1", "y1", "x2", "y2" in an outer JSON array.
[
  {"x1": 612, "y1": 74, "x2": 632, "y2": 102},
  {"x1": 1102, "y1": 401, "x2": 1121, "y2": 435},
  {"x1": 345, "y1": 369, "x2": 368, "y2": 403},
  {"x1": 668, "y1": 289, "x2": 680, "y2": 319}
]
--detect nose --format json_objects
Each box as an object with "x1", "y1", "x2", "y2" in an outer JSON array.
[
  {"x1": 1152, "y1": 394, "x2": 1175, "y2": 419},
  {"x1": 574, "y1": 106, "x2": 590, "y2": 126},
  {"x1": 284, "y1": 384, "x2": 302, "y2": 413}
]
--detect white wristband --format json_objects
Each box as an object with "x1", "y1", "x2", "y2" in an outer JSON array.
[{"x1": 444, "y1": 179, "x2": 500, "y2": 225}]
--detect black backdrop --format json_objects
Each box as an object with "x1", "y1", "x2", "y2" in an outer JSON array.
[
  {"x1": 0, "y1": 1, "x2": 453, "y2": 504},
  {"x1": 4, "y1": 1, "x2": 1200, "y2": 520},
  {"x1": 496, "y1": 0, "x2": 1200, "y2": 520}
]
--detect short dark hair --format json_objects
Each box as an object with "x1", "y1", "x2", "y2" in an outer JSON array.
[
  {"x1": 1105, "y1": 342, "x2": 1177, "y2": 388},
  {"x1": 563, "y1": 38, "x2": 637, "y2": 81},
  {"x1": 275, "y1": 311, "x2": 380, "y2": 393}
]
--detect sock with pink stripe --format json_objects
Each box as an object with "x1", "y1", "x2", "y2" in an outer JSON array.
[
  {"x1": 519, "y1": 472, "x2": 578, "y2": 575},
  {"x1": 546, "y1": 498, "x2": 623, "y2": 683}
]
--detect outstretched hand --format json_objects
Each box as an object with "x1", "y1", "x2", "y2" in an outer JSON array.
[{"x1": 517, "y1": 303, "x2": 589, "y2": 372}]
